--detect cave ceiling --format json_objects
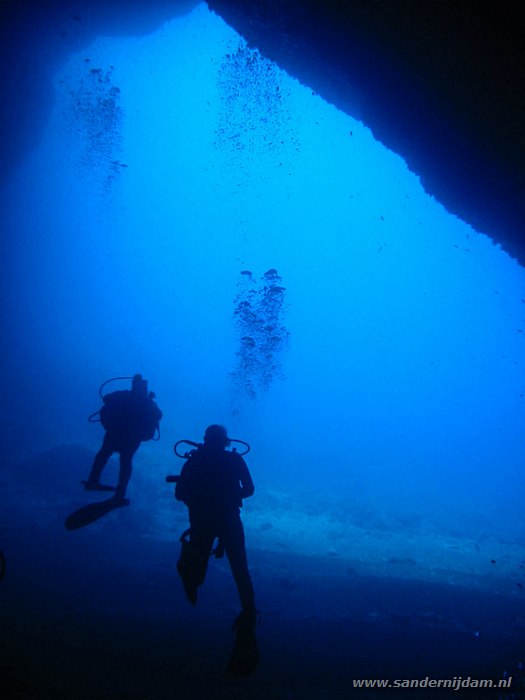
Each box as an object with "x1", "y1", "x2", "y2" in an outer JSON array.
[{"x1": 2, "y1": 0, "x2": 524, "y2": 264}]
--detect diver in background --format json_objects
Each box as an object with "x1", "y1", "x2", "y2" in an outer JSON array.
[
  {"x1": 84, "y1": 374, "x2": 162, "y2": 503},
  {"x1": 175, "y1": 424, "x2": 258, "y2": 675}
]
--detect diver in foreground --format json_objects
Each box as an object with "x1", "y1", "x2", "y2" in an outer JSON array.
[
  {"x1": 171, "y1": 424, "x2": 258, "y2": 676},
  {"x1": 84, "y1": 374, "x2": 162, "y2": 503}
]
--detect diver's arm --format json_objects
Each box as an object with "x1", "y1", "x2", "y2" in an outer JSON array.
[
  {"x1": 175, "y1": 462, "x2": 191, "y2": 504},
  {"x1": 174, "y1": 479, "x2": 186, "y2": 503},
  {"x1": 238, "y1": 458, "x2": 255, "y2": 499}
]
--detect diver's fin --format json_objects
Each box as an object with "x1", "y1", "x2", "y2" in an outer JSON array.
[
  {"x1": 226, "y1": 610, "x2": 259, "y2": 677},
  {"x1": 81, "y1": 480, "x2": 117, "y2": 492},
  {"x1": 176, "y1": 529, "x2": 210, "y2": 605},
  {"x1": 65, "y1": 496, "x2": 129, "y2": 530}
]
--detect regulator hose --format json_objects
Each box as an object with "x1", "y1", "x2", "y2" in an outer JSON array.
[
  {"x1": 88, "y1": 375, "x2": 137, "y2": 422},
  {"x1": 98, "y1": 376, "x2": 134, "y2": 399},
  {"x1": 88, "y1": 377, "x2": 160, "y2": 440},
  {"x1": 173, "y1": 440, "x2": 200, "y2": 458},
  {"x1": 229, "y1": 439, "x2": 251, "y2": 456},
  {"x1": 173, "y1": 439, "x2": 251, "y2": 458}
]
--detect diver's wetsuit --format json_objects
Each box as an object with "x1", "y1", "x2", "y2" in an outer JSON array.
[
  {"x1": 86, "y1": 385, "x2": 162, "y2": 500},
  {"x1": 175, "y1": 444, "x2": 256, "y2": 612}
]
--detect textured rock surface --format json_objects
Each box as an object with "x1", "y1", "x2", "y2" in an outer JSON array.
[{"x1": 207, "y1": 0, "x2": 525, "y2": 263}]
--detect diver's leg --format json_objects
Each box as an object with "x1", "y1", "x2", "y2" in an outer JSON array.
[
  {"x1": 85, "y1": 433, "x2": 114, "y2": 488},
  {"x1": 177, "y1": 520, "x2": 215, "y2": 604},
  {"x1": 114, "y1": 441, "x2": 140, "y2": 501},
  {"x1": 223, "y1": 514, "x2": 258, "y2": 677},
  {"x1": 222, "y1": 514, "x2": 256, "y2": 612}
]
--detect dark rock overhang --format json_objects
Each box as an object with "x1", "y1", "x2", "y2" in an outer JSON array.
[
  {"x1": 2, "y1": 0, "x2": 524, "y2": 265},
  {"x1": 207, "y1": 0, "x2": 525, "y2": 265}
]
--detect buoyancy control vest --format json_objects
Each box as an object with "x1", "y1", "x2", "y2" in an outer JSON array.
[{"x1": 99, "y1": 389, "x2": 162, "y2": 441}]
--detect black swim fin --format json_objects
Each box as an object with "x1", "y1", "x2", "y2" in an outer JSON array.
[
  {"x1": 81, "y1": 480, "x2": 117, "y2": 492},
  {"x1": 176, "y1": 529, "x2": 210, "y2": 605},
  {"x1": 226, "y1": 610, "x2": 259, "y2": 677},
  {"x1": 65, "y1": 496, "x2": 129, "y2": 530}
]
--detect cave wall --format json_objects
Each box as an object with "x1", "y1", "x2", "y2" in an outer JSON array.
[{"x1": 206, "y1": 0, "x2": 525, "y2": 264}]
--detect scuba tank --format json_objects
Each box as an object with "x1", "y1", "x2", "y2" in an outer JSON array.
[
  {"x1": 88, "y1": 375, "x2": 161, "y2": 441},
  {"x1": 88, "y1": 376, "x2": 135, "y2": 423}
]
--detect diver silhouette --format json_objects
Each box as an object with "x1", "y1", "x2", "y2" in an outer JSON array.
[
  {"x1": 84, "y1": 374, "x2": 162, "y2": 503},
  {"x1": 174, "y1": 424, "x2": 258, "y2": 675}
]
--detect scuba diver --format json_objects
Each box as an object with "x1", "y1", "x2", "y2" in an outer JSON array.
[
  {"x1": 172, "y1": 424, "x2": 258, "y2": 676},
  {"x1": 84, "y1": 374, "x2": 162, "y2": 503}
]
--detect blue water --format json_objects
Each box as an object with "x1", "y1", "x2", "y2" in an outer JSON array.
[{"x1": 1, "y1": 4, "x2": 525, "y2": 697}]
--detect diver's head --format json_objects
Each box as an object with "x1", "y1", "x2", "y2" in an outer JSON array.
[
  {"x1": 131, "y1": 374, "x2": 148, "y2": 395},
  {"x1": 203, "y1": 424, "x2": 231, "y2": 449}
]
